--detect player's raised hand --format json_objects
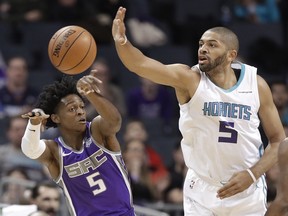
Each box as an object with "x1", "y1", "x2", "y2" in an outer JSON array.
[
  {"x1": 77, "y1": 73, "x2": 102, "y2": 96},
  {"x1": 112, "y1": 7, "x2": 127, "y2": 45},
  {"x1": 21, "y1": 108, "x2": 50, "y2": 120},
  {"x1": 22, "y1": 108, "x2": 50, "y2": 130}
]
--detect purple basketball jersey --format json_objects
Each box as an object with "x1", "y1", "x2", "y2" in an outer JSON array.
[{"x1": 54, "y1": 122, "x2": 135, "y2": 216}]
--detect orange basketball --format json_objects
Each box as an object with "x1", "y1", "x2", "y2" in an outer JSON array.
[{"x1": 48, "y1": 25, "x2": 97, "y2": 75}]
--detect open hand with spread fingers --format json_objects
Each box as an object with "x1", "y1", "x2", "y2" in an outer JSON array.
[{"x1": 76, "y1": 72, "x2": 103, "y2": 96}]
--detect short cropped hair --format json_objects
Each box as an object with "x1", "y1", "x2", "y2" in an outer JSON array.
[
  {"x1": 208, "y1": 27, "x2": 239, "y2": 52},
  {"x1": 35, "y1": 75, "x2": 82, "y2": 128}
]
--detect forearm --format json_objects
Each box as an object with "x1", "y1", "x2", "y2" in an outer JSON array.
[
  {"x1": 250, "y1": 142, "x2": 279, "y2": 180},
  {"x1": 86, "y1": 92, "x2": 121, "y2": 127},
  {"x1": 115, "y1": 38, "x2": 148, "y2": 75},
  {"x1": 21, "y1": 120, "x2": 46, "y2": 159}
]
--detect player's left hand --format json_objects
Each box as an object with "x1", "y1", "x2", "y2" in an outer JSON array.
[
  {"x1": 217, "y1": 170, "x2": 254, "y2": 199},
  {"x1": 77, "y1": 73, "x2": 102, "y2": 96}
]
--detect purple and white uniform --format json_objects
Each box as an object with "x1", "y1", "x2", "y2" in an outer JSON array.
[{"x1": 54, "y1": 122, "x2": 135, "y2": 216}]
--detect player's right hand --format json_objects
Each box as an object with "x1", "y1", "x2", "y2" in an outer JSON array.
[
  {"x1": 112, "y1": 7, "x2": 127, "y2": 45},
  {"x1": 77, "y1": 74, "x2": 102, "y2": 96},
  {"x1": 22, "y1": 108, "x2": 50, "y2": 130},
  {"x1": 21, "y1": 108, "x2": 50, "y2": 120}
]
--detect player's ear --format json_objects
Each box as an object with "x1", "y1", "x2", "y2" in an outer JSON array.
[
  {"x1": 51, "y1": 114, "x2": 60, "y2": 123},
  {"x1": 228, "y1": 49, "x2": 237, "y2": 61}
]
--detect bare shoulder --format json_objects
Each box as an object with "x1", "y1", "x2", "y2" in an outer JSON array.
[
  {"x1": 168, "y1": 63, "x2": 199, "y2": 74},
  {"x1": 168, "y1": 63, "x2": 200, "y2": 83},
  {"x1": 257, "y1": 75, "x2": 269, "y2": 90},
  {"x1": 172, "y1": 64, "x2": 201, "y2": 104},
  {"x1": 257, "y1": 75, "x2": 273, "y2": 105},
  {"x1": 45, "y1": 139, "x2": 59, "y2": 148}
]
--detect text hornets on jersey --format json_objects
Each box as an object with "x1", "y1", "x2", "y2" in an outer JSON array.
[{"x1": 202, "y1": 102, "x2": 252, "y2": 120}]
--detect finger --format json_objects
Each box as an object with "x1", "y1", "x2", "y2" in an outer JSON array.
[
  {"x1": 122, "y1": 7, "x2": 126, "y2": 20},
  {"x1": 90, "y1": 69, "x2": 98, "y2": 76},
  {"x1": 77, "y1": 85, "x2": 95, "y2": 95},
  {"x1": 116, "y1": 7, "x2": 124, "y2": 20},
  {"x1": 87, "y1": 73, "x2": 102, "y2": 84},
  {"x1": 118, "y1": 7, "x2": 126, "y2": 21},
  {"x1": 218, "y1": 187, "x2": 238, "y2": 199},
  {"x1": 32, "y1": 110, "x2": 50, "y2": 119},
  {"x1": 21, "y1": 113, "x2": 32, "y2": 119},
  {"x1": 21, "y1": 112, "x2": 49, "y2": 120},
  {"x1": 92, "y1": 86, "x2": 101, "y2": 94}
]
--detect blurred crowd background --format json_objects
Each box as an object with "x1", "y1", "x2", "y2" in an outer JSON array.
[{"x1": 0, "y1": 0, "x2": 287, "y2": 215}]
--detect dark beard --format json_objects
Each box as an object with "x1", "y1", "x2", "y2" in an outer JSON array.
[{"x1": 199, "y1": 54, "x2": 227, "y2": 72}]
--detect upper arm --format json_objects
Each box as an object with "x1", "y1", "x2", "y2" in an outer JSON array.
[
  {"x1": 131, "y1": 56, "x2": 192, "y2": 89},
  {"x1": 258, "y1": 75, "x2": 285, "y2": 143},
  {"x1": 37, "y1": 139, "x2": 60, "y2": 178},
  {"x1": 90, "y1": 116, "x2": 121, "y2": 151}
]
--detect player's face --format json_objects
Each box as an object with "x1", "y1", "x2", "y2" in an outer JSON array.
[
  {"x1": 198, "y1": 31, "x2": 229, "y2": 72},
  {"x1": 53, "y1": 94, "x2": 86, "y2": 131},
  {"x1": 35, "y1": 186, "x2": 60, "y2": 216}
]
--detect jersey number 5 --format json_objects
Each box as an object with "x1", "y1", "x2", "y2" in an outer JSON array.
[
  {"x1": 86, "y1": 171, "x2": 107, "y2": 196},
  {"x1": 218, "y1": 121, "x2": 238, "y2": 143}
]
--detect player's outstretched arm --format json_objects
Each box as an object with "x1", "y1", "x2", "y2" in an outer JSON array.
[
  {"x1": 21, "y1": 109, "x2": 55, "y2": 164},
  {"x1": 265, "y1": 138, "x2": 288, "y2": 216},
  {"x1": 112, "y1": 6, "x2": 188, "y2": 89},
  {"x1": 77, "y1": 74, "x2": 121, "y2": 137}
]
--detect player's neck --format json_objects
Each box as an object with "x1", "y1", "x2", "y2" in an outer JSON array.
[
  {"x1": 60, "y1": 131, "x2": 85, "y2": 151},
  {"x1": 206, "y1": 67, "x2": 237, "y2": 90}
]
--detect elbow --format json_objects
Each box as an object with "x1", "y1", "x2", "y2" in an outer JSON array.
[{"x1": 113, "y1": 114, "x2": 122, "y2": 132}]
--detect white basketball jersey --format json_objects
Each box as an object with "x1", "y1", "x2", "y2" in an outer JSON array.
[{"x1": 179, "y1": 62, "x2": 263, "y2": 184}]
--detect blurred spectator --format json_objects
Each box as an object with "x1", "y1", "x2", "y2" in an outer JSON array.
[
  {"x1": 85, "y1": 58, "x2": 126, "y2": 120},
  {"x1": 125, "y1": 0, "x2": 168, "y2": 47},
  {"x1": 0, "y1": 50, "x2": 6, "y2": 88},
  {"x1": 233, "y1": 0, "x2": 280, "y2": 23},
  {"x1": 123, "y1": 139, "x2": 157, "y2": 204},
  {"x1": 88, "y1": 0, "x2": 126, "y2": 43},
  {"x1": 0, "y1": 166, "x2": 34, "y2": 205},
  {"x1": 0, "y1": 0, "x2": 47, "y2": 22},
  {"x1": 126, "y1": 77, "x2": 174, "y2": 134},
  {"x1": 47, "y1": 0, "x2": 111, "y2": 44},
  {"x1": 266, "y1": 80, "x2": 288, "y2": 206},
  {"x1": 29, "y1": 181, "x2": 61, "y2": 216},
  {"x1": 89, "y1": 0, "x2": 127, "y2": 27},
  {"x1": 122, "y1": 119, "x2": 169, "y2": 192},
  {"x1": 0, "y1": 56, "x2": 39, "y2": 118},
  {"x1": 172, "y1": 0, "x2": 221, "y2": 62},
  {"x1": 269, "y1": 80, "x2": 288, "y2": 125},
  {"x1": 163, "y1": 142, "x2": 187, "y2": 204},
  {"x1": 0, "y1": 116, "x2": 45, "y2": 181}
]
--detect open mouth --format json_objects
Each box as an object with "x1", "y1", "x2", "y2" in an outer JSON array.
[
  {"x1": 79, "y1": 118, "x2": 86, "y2": 123},
  {"x1": 199, "y1": 56, "x2": 208, "y2": 64}
]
